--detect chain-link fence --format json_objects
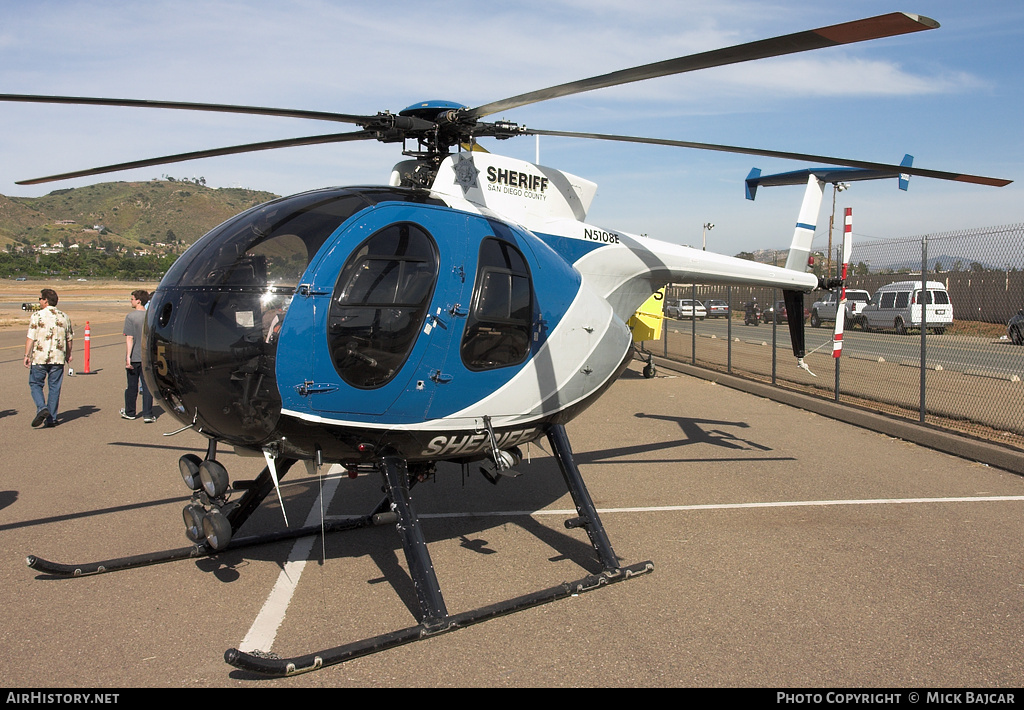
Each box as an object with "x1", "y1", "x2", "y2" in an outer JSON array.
[{"x1": 649, "y1": 224, "x2": 1024, "y2": 452}]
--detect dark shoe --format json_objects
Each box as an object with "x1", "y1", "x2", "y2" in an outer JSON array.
[{"x1": 31, "y1": 408, "x2": 50, "y2": 428}]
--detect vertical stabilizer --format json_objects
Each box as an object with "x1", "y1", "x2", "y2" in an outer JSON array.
[
  {"x1": 899, "y1": 154, "x2": 914, "y2": 191},
  {"x1": 784, "y1": 175, "x2": 824, "y2": 272},
  {"x1": 745, "y1": 168, "x2": 762, "y2": 200}
]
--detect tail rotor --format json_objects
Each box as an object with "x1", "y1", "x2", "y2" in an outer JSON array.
[{"x1": 832, "y1": 207, "x2": 853, "y2": 358}]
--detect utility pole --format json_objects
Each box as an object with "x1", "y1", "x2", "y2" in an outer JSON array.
[
  {"x1": 827, "y1": 182, "x2": 849, "y2": 278},
  {"x1": 702, "y1": 222, "x2": 714, "y2": 251}
]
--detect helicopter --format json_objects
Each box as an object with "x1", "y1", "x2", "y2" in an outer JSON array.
[{"x1": 3, "y1": 12, "x2": 1010, "y2": 676}]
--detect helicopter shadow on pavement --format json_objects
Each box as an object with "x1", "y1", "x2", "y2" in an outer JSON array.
[
  {"x1": 193, "y1": 456, "x2": 609, "y2": 622},
  {"x1": 2, "y1": 493, "x2": 188, "y2": 536},
  {"x1": 573, "y1": 412, "x2": 794, "y2": 468},
  {"x1": 185, "y1": 405, "x2": 792, "y2": 622}
]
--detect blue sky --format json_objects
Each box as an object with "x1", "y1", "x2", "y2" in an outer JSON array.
[{"x1": 1, "y1": 0, "x2": 1021, "y2": 257}]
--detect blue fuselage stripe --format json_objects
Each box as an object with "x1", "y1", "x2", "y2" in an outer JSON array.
[{"x1": 533, "y1": 232, "x2": 607, "y2": 264}]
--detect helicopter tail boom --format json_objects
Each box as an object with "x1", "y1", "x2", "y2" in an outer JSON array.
[{"x1": 564, "y1": 232, "x2": 819, "y2": 324}]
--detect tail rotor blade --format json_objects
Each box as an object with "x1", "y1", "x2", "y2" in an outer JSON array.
[
  {"x1": 833, "y1": 207, "x2": 853, "y2": 358},
  {"x1": 841, "y1": 206, "x2": 854, "y2": 267},
  {"x1": 833, "y1": 306, "x2": 847, "y2": 358}
]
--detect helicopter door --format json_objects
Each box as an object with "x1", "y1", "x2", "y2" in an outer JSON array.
[
  {"x1": 420, "y1": 221, "x2": 536, "y2": 422},
  {"x1": 295, "y1": 204, "x2": 468, "y2": 418}
]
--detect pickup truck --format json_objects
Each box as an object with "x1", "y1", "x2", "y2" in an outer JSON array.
[{"x1": 809, "y1": 289, "x2": 871, "y2": 328}]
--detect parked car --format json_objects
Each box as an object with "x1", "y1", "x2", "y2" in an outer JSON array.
[
  {"x1": 21, "y1": 302, "x2": 42, "y2": 311},
  {"x1": 704, "y1": 299, "x2": 730, "y2": 318},
  {"x1": 1008, "y1": 309, "x2": 1024, "y2": 346},
  {"x1": 664, "y1": 298, "x2": 707, "y2": 320},
  {"x1": 861, "y1": 281, "x2": 952, "y2": 334},
  {"x1": 15, "y1": 276, "x2": 27, "y2": 281},
  {"x1": 810, "y1": 289, "x2": 871, "y2": 328},
  {"x1": 763, "y1": 300, "x2": 809, "y2": 325}
]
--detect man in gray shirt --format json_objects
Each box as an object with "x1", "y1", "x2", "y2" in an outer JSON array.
[{"x1": 121, "y1": 289, "x2": 154, "y2": 422}]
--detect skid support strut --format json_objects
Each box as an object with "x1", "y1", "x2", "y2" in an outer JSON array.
[
  {"x1": 379, "y1": 453, "x2": 449, "y2": 626},
  {"x1": 225, "y1": 426, "x2": 652, "y2": 677},
  {"x1": 548, "y1": 424, "x2": 619, "y2": 571}
]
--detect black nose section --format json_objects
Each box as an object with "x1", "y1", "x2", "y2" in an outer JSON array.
[{"x1": 145, "y1": 286, "x2": 286, "y2": 446}]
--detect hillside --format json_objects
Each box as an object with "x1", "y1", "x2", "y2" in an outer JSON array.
[{"x1": 0, "y1": 179, "x2": 279, "y2": 253}]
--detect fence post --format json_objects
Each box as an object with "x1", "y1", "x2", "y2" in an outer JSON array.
[
  {"x1": 691, "y1": 284, "x2": 697, "y2": 365},
  {"x1": 920, "y1": 236, "x2": 929, "y2": 423},
  {"x1": 834, "y1": 283, "x2": 841, "y2": 402},
  {"x1": 662, "y1": 307, "x2": 668, "y2": 359},
  {"x1": 771, "y1": 288, "x2": 778, "y2": 385},
  {"x1": 727, "y1": 286, "x2": 732, "y2": 374}
]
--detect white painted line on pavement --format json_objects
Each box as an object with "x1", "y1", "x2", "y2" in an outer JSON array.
[
  {"x1": 403, "y1": 495, "x2": 1024, "y2": 519},
  {"x1": 237, "y1": 467, "x2": 342, "y2": 654},
  {"x1": 239, "y1": 492, "x2": 1024, "y2": 653}
]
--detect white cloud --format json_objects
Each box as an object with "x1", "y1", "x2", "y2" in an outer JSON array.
[{"x1": 1, "y1": 0, "x2": 1017, "y2": 251}]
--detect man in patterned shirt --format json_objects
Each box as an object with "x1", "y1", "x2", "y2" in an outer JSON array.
[{"x1": 23, "y1": 288, "x2": 74, "y2": 428}]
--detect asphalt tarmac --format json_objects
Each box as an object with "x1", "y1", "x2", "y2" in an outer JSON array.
[{"x1": 2, "y1": 320, "x2": 1023, "y2": 689}]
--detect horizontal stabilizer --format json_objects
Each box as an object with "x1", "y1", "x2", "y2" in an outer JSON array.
[{"x1": 745, "y1": 155, "x2": 914, "y2": 200}]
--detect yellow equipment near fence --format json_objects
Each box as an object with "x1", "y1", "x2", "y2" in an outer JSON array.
[{"x1": 627, "y1": 289, "x2": 665, "y2": 343}]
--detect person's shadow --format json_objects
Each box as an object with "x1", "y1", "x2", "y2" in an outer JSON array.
[
  {"x1": 56, "y1": 405, "x2": 101, "y2": 424},
  {"x1": 0, "y1": 491, "x2": 17, "y2": 512}
]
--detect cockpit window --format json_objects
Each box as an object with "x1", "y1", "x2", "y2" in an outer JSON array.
[
  {"x1": 245, "y1": 233, "x2": 311, "y2": 288},
  {"x1": 460, "y1": 237, "x2": 533, "y2": 371},
  {"x1": 328, "y1": 222, "x2": 439, "y2": 389},
  {"x1": 163, "y1": 190, "x2": 372, "y2": 292}
]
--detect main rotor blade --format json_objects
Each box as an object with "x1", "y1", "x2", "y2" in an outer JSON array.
[
  {"x1": 465, "y1": 12, "x2": 939, "y2": 120},
  {"x1": 523, "y1": 128, "x2": 1012, "y2": 187},
  {"x1": 15, "y1": 130, "x2": 378, "y2": 185},
  {"x1": 0, "y1": 93, "x2": 376, "y2": 126}
]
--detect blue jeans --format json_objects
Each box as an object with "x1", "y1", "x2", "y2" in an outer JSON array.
[
  {"x1": 29, "y1": 364, "x2": 65, "y2": 424},
  {"x1": 124, "y1": 362, "x2": 153, "y2": 418}
]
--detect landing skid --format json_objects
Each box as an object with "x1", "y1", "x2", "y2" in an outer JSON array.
[
  {"x1": 26, "y1": 458, "x2": 384, "y2": 577},
  {"x1": 25, "y1": 515, "x2": 380, "y2": 577},
  {"x1": 225, "y1": 561, "x2": 653, "y2": 676},
  {"x1": 26, "y1": 424, "x2": 653, "y2": 676},
  {"x1": 227, "y1": 424, "x2": 653, "y2": 677}
]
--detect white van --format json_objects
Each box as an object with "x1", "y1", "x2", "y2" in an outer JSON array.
[{"x1": 861, "y1": 281, "x2": 952, "y2": 335}]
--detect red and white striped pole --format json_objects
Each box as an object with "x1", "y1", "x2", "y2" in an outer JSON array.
[{"x1": 83, "y1": 321, "x2": 91, "y2": 374}]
